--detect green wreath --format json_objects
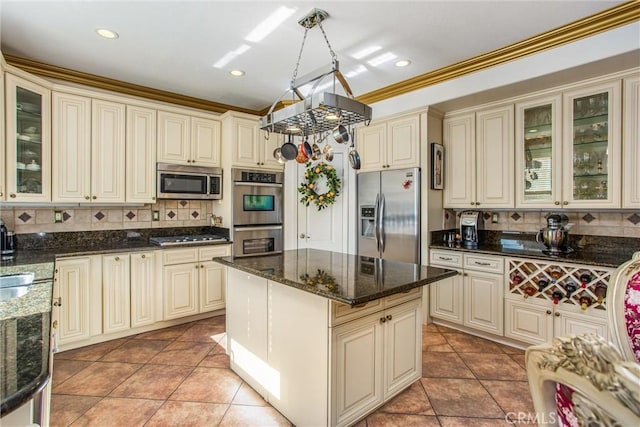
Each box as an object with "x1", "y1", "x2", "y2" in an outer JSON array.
[{"x1": 298, "y1": 162, "x2": 341, "y2": 210}]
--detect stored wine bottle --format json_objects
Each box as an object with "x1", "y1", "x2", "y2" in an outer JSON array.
[
  {"x1": 549, "y1": 268, "x2": 562, "y2": 283},
  {"x1": 523, "y1": 285, "x2": 537, "y2": 298},
  {"x1": 537, "y1": 279, "x2": 549, "y2": 292},
  {"x1": 552, "y1": 290, "x2": 564, "y2": 305},
  {"x1": 579, "y1": 273, "x2": 592, "y2": 289},
  {"x1": 511, "y1": 274, "x2": 524, "y2": 286},
  {"x1": 579, "y1": 295, "x2": 592, "y2": 311},
  {"x1": 564, "y1": 281, "x2": 578, "y2": 297},
  {"x1": 594, "y1": 283, "x2": 607, "y2": 304}
]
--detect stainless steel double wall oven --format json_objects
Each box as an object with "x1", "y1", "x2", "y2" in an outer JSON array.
[{"x1": 232, "y1": 168, "x2": 284, "y2": 257}]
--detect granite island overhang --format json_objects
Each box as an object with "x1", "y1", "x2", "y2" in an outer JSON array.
[
  {"x1": 214, "y1": 249, "x2": 457, "y2": 427},
  {"x1": 213, "y1": 248, "x2": 457, "y2": 307}
]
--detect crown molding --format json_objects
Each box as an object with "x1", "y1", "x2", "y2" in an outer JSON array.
[
  {"x1": 356, "y1": 1, "x2": 640, "y2": 105},
  {"x1": 3, "y1": 54, "x2": 261, "y2": 115},
  {"x1": 4, "y1": 1, "x2": 639, "y2": 113}
]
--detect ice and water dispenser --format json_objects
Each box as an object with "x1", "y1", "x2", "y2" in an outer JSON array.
[{"x1": 360, "y1": 205, "x2": 376, "y2": 239}]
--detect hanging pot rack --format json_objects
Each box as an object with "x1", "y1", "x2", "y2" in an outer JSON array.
[{"x1": 259, "y1": 8, "x2": 372, "y2": 137}]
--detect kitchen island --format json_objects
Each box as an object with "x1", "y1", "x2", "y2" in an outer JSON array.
[{"x1": 215, "y1": 249, "x2": 456, "y2": 427}]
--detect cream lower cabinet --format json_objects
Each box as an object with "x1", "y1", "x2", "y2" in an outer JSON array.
[
  {"x1": 163, "y1": 245, "x2": 230, "y2": 320},
  {"x1": 225, "y1": 268, "x2": 422, "y2": 427},
  {"x1": 504, "y1": 257, "x2": 612, "y2": 345},
  {"x1": 102, "y1": 254, "x2": 131, "y2": 334},
  {"x1": 54, "y1": 256, "x2": 102, "y2": 346},
  {"x1": 429, "y1": 250, "x2": 503, "y2": 335}
]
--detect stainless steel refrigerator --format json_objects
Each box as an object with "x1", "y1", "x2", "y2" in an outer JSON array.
[{"x1": 357, "y1": 168, "x2": 420, "y2": 263}]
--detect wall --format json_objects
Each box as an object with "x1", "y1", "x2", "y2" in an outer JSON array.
[
  {"x1": 443, "y1": 209, "x2": 640, "y2": 238},
  {"x1": 0, "y1": 200, "x2": 225, "y2": 234}
]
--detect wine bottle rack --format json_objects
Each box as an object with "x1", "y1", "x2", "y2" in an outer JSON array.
[{"x1": 507, "y1": 258, "x2": 613, "y2": 311}]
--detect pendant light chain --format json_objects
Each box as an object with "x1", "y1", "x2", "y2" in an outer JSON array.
[{"x1": 290, "y1": 26, "x2": 310, "y2": 89}]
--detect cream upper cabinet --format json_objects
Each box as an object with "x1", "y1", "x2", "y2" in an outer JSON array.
[
  {"x1": 91, "y1": 99, "x2": 126, "y2": 202},
  {"x1": 0, "y1": 60, "x2": 5, "y2": 201},
  {"x1": 515, "y1": 94, "x2": 563, "y2": 208},
  {"x1": 561, "y1": 80, "x2": 621, "y2": 208},
  {"x1": 4, "y1": 72, "x2": 52, "y2": 202},
  {"x1": 157, "y1": 110, "x2": 220, "y2": 167},
  {"x1": 52, "y1": 92, "x2": 91, "y2": 202},
  {"x1": 126, "y1": 106, "x2": 157, "y2": 203},
  {"x1": 444, "y1": 105, "x2": 513, "y2": 209},
  {"x1": 230, "y1": 116, "x2": 282, "y2": 169},
  {"x1": 623, "y1": 75, "x2": 640, "y2": 208},
  {"x1": 357, "y1": 114, "x2": 419, "y2": 172},
  {"x1": 443, "y1": 113, "x2": 475, "y2": 208}
]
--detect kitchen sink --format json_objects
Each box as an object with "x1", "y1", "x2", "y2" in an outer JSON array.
[{"x1": 0, "y1": 272, "x2": 35, "y2": 302}]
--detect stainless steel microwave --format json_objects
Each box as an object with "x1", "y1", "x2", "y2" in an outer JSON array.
[{"x1": 157, "y1": 163, "x2": 222, "y2": 200}]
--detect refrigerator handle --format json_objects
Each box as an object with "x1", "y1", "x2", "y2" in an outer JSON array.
[
  {"x1": 374, "y1": 193, "x2": 381, "y2": 252},
  {"x1": 379, "y1": 194, "x2": 386, "y2": 253}
]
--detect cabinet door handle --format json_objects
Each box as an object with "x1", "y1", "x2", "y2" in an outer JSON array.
[
  {"x1": 152, "y1": 197, "x2": 156, "y2": 201},
  {"x1": 474, "y1": 261, "x2": 491, "y2": 266},
  {"x1": 546, "y1": 310, "x2": 552, "y2": 315},
  {"x1": 115, "y1": 256, "x2": 120, "y2": 261},
  {"x1": 476, "y1": 202, "x2": 481, "y2": 206},
  {"x1": 53, "y1": 297, "x2": 62, "y2": 307},
  {"x1": 92, "y1": 196, "x2": 97, "y2": 200},
  {"x1": 141, "y1": 254, "x2": 146, "y2": 258},
  {"x1": 386, "y1": 314, "x2": 392, "y2": 321},
  {"x1": 554, "y1": 312, "x2": 560, "y2": 317},
  {"x1": 200, "y1": 264, "x2": 204, "y2": 268},
  {"x1": 380, "y1": 317, "x2": 386, "y2": 324},
  {"x1": 439, "y1": 257, "x2": 453, "y2": 261},
  {"x1": 562, "y1": 201, "x2": 568, "y2": 205},
  {"x1": 85, "y1": 196, "x2": 90, "y2": 200},
  {"x1": 10, "y1": 194, "x2": 16, "y2": 198},
  {"x1": 554, "y1": 201, "x2": 560, "y2": 205}
]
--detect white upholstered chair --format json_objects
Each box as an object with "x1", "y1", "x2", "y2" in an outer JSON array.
[{"x1": 526, "y1": 251, "x2": 640, "y2": 426}]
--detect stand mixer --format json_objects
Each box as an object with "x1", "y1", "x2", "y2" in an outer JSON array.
[{"x1": 536, "y1": 214, "x2": 573, "y2": 255}]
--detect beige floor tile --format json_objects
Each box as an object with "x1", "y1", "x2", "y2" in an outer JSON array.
[
  {"x1": 145, "y1": 401, "x2": 229, "y2": 427},
  {"x1": 421, "y1": 378, "x2": 505, "y2": 418},
  {"x1": 481, "y1": 380, "x2": 535, "y2": 415},
  {"x1": 177, "y1": 323, "x2": 226, "y2": 343},
  {"x1": 219, "y1": 405, "x2": 292, "y2": 426},
  {"x1": 439, "y1": 416, "x2": 513, "y2": 426},
  {"x1": 232, "y1": 382, "x2": 268, "y2": 406},
  {"x1": 100, "y1": 339, "x2": 171, "y2": 363},
  {"x1": 53, "y1": 362, "x2": 141, "y2": 396},
  {"x1": 510, "y1": 353, "x2": 527, "y2": 369},
  {"x1": 49, "y1": 395, "x2": 102, "y2": 427},
  {"x1": 69, "y1": 397, "x2": 162, "y2": 426},
  {"x1": 422, "y1": 352, "x2": 475, "y2": 379},
  {"x1": 458, "y1": 353, "x2": 528, "y2": 381},
  {"x1": 444, "y1": 333, "x2": 504, "y2": 353},
  {"x1": 133, "y1": 323, "x2": 193, "y2": 340},
  {"x1": 51, "y1": 360, "x2": 93, "y2": 386},
  {"x1": 377, "y1": 380, "x2": 434, "y2": 415},
  {"x1": 54, "y1": 338, "x2": 130, "y2": 361},
  {"x1": 110, "y1": 364, "x2": 194, "y2": 400},
  {"x1": 366, "y1": 412, "x2": 440, "y2": 426},
  {"x1": 170, "y1": 367, "x2": 242, "y2": 403},
  {"x1": 148, "y1": 341, "x2": 214, "y2": 366}
]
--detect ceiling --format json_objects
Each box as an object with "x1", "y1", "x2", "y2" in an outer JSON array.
[{"x1": 0, "y1": 1, "x2": 631, "y2": 113}]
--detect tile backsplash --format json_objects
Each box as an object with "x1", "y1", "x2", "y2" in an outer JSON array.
[
  {"x1": 444, "y1": 209, "x2": 640, "y2": 238},
  {"x1": 0, "y1": 200, "x2": 223, "y2": 234}
]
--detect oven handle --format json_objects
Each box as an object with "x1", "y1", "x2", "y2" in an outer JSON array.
[
  {"x1": 234, "y1": 225, "x2": 283, "y2": 232},
  {"x1": 233, "y1": 182, "x2": 283, "y2": 188}
]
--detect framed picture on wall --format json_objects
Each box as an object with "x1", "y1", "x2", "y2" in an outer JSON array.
[{"x1": 431, "y1": 143, "x2": 444, "y2": 190}]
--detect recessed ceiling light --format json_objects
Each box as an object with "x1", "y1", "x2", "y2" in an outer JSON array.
[
  {"x1": 395, "y1": 59, "x2": 411, "y2": 67},
  {"x1": 230, "y1": 70, "x2": 245, "y2": 77},
  {"x1": 96, "y1": 28, "x2": 119, "y2": 39}
]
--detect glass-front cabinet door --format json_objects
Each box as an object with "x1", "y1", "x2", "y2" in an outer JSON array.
[
  {"x1": 4, "y1": 73, "x2": 51, "y2": 202},
  {"x1": 562, "y1": 81, "x2": 621, "y2": 208},
  {"x1": 515, "y1": 95, "x2": 562, "y2": 208}
]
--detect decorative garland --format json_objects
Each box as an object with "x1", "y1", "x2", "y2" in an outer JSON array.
[{"x1": 298, "y1": 162, "x2": 341, "y2": 210}]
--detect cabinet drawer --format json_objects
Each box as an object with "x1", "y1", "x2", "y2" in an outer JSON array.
[
  {"x1": 384, "y1": 287, "x2": 422, "y2": 308},
  {"x1": 430, "y1": 250, "x2": 463, "y2": 268},
  {"x1": 463, "y1": 254, "x2": 503, "y2": 274},
  {"x1": 330, "y1": 298, "x2": 383, "y2": 327},
  {"x1": 199, "y1": 245, "x2": 231, "y2": 260},
  {"x1": 163, "y1": 248, "x2": 199, "y2": 265}
]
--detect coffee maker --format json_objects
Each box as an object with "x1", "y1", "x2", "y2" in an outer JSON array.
[
  {"x1": 460, "y1": 211, "x2": 483, "y2": 248},
  {"x1": 0, "y1": 219, "x2": 16, "y2": 257}
]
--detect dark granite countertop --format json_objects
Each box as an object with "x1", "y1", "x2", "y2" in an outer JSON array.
[
  {"x1": 214, "y1": 249, "x2": 457, "y2": 306},
  {"x1": 430, "y1": 230, "x2": 639, "y2": 268},
  {"x1": 1, "y1": 263, "x2": 54, "y2": 416}
]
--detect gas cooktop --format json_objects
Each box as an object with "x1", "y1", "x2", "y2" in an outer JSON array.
[{"x1": 149, "y1": 234, "x2": 228, "y2": 246}]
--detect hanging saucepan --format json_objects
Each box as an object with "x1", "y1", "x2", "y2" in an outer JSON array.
[
  {"x1": 302, "y1": 137, "x2": 313, "y2": 158},
  {"x1": 323, "y1": 144, "x2": 334, "y2": 161},
  {"x1": 311, "y1": 135, "x2": 322, "y2": 161},
  {"x1": 281, "y1": 134, "x2": 298, "y2": 160},
  {"x1": 348, "y1": 129, "x2": 360, "y2": 170},
  {"x1": 296, "y1": 142, "x2": 309, "y2": 164},
  {"x1": 332, "y1": 124, "x2": 349, "y2": 144},
  {"x1": 273, "y1": 147, "x2": 286, "y2": 164}
]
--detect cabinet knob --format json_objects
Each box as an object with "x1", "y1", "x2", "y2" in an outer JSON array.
[
  {"x1": 115, "y1": 256, "x2": 120, "y2": 261},
  {"x1": 141, "y1": 254, "x2": 146, "y2": 259},
  {"x1": 562, "y1": 201, "x2": 568, "y2": 206},
  {"x1": 300, "y1": 233, "x2": 306, "y2": 239},
  {"x1": 85, "y1": 196, "x2": 90, "y2": 200},
  {"x1": 546, "y1": 310, "x2": 552, "y2": 315},
  {"x1": 380, "y1": 317, "x2": 387, "y2": 324},
  {"x1": 554, "y1": 312, "x2": 560, "y2": 317},
  {"x1": 53, "y1": 297, "x2": 62, "y2": 307},
  {"x1": 386, "y1": 314, "x2": 392, "y2": 321},
  {"x1": 476, "y1": 202, "x2": 480, "y2": 206},
  {"x1": 92, "y1": 196, "x2": 97, "y2": 200},
  {"x1": 0, "y1": 192, "x2": 3, "y2": 197},
  {"x1": 554, "y1": 201, "x2": 560, "y2": 206},
  {"x1": 152, "y1": 197, "x2": 156, "y2": 200},
  {"x1": 200, "y1": 264, "x2": 204, "y2": 268},
  {"x1": 10, "y1": 194, "x2": 16, "y2": 198}
]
